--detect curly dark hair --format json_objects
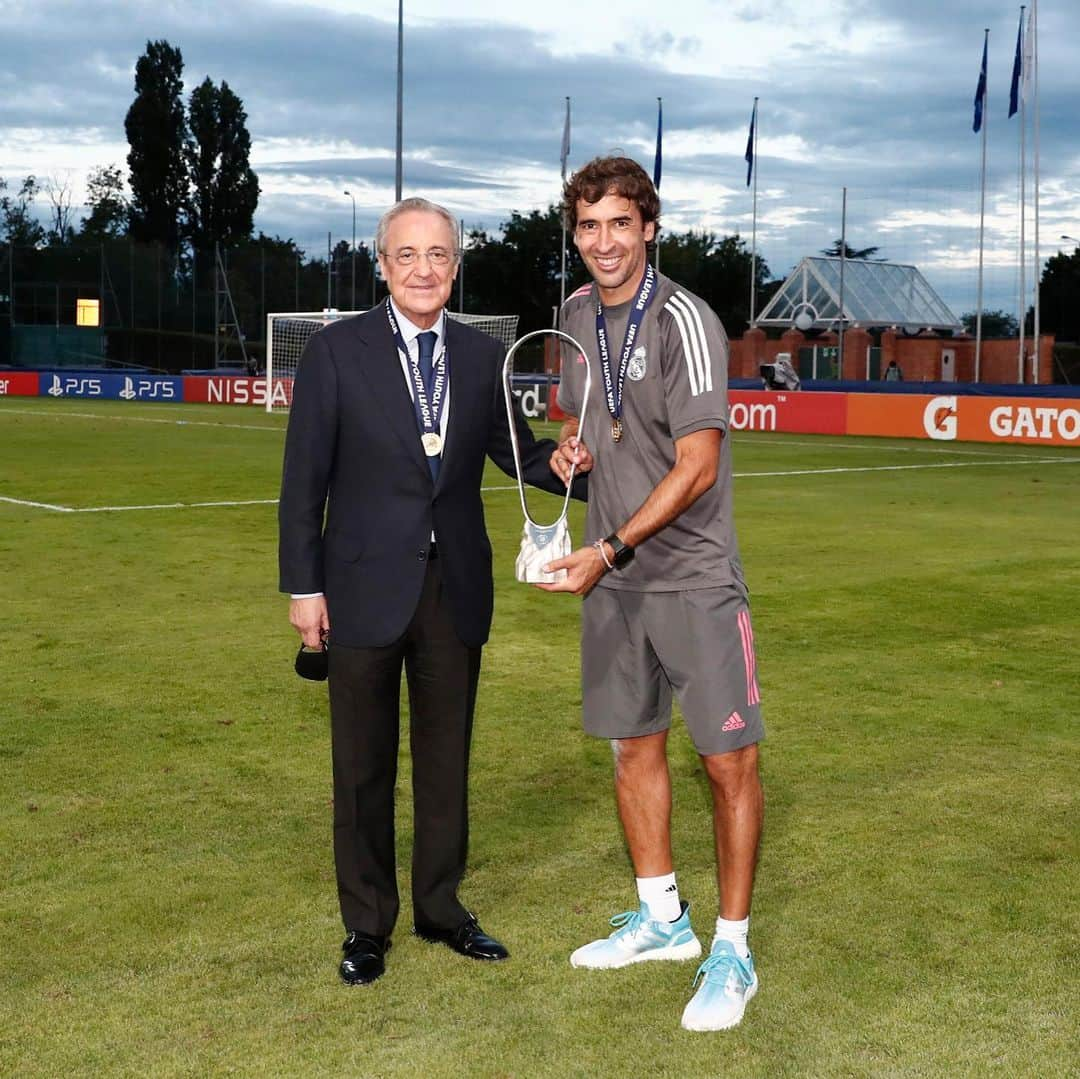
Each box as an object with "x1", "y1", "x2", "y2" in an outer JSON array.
[{"x1": 561, "y1": 156, "x2": 661, "y2": 232}]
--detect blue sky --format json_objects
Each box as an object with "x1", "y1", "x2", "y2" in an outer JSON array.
[{"x1": 2, "y1": 0, "x2": 1077, "y2": 322}]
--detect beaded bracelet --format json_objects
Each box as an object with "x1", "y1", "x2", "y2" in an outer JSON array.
[{"x1": 592, "y1": 539, "x2": 614, "y2": 571}]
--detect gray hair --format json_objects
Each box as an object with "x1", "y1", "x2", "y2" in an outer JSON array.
[{"x1": 376, "y1": 197, "x2": 460, "y2": 259}]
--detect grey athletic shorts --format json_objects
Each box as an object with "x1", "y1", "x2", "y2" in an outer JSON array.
[{"x1": 580, "y1": 584, "x2": 765, "y2": 756}]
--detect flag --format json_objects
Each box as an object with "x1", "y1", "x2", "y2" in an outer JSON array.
[
  {"x1": 560, "y1": 97, "x2": 571, "y2": 181},
  {"x1": 653, "y1": 98, "x2": 663, "y2": 189},
  {"x1": 973, "y1": 34, "x2": 987, "y2": 133},
  {"x1": 1008, "y1": 9, "x2": 1023, "y2": 118},
  {"x1": 745, "y1": 98, "x2": 757, "y2": 187},
  {"x1": 1022, "y1": 1, "x2": 1036, "y2": 104}
]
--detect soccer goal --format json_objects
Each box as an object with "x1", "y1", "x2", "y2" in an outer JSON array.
[{"x1": 264, "y1": 308, "x2": 520, "y2": 412}]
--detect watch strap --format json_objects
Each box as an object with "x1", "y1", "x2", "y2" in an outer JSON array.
[{"x1": 604, "y1": 532, "x2": 634, "y2": 569}]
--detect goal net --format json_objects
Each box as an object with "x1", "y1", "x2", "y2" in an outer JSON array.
[{"x1": 265, "y1": 308, "x2": 520, "y2": 412}]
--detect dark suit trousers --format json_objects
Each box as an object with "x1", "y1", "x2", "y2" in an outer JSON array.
[{"x1": 327, "y1": 556, "x2": 481, "y2": 936}]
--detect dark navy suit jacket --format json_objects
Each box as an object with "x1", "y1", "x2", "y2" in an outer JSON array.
[{"x1": 279, "y1": 304, "x2": 583, "y2": 648}]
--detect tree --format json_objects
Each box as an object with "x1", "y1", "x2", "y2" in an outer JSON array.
[
  {"x1": 329, "y1": 238, "x2": 352, "y2": 308},
  {"x1": 0, "y1": 175, "x2": 46, "y2": 247},
  {"x1": 961, "y1": 309, "x2": 1019, "y2": 337},
  {"x1": 821, "y1": 239, "x2": 884, "y2": 260},
  {"x1": 44, "y1": 172, "x2": 76, "y2": 245},
  {"x1": 1036, "y1": 248, "x2": 1080, "y2": 343},
  {"x1": 125, "y1": 40, "x2": 187, "y2": 253},
  {"x1": 185, "y1": 77, "x2": 259, "y2": 255},
  {"x1": 463, "y1": 206, "x2": 583, "y2": 336},
  {"x1": 461, "y1": 212, "x2": 767, "y2": 337},
  {"x1": 657, "y1": 231, "x2": 769, "y2": 334},
  {"x1": 320, "y1": 238, "x2": 376, "y2": 309},
  {"x1": 79, "y1": 165, "x2": 128, "y2": 240}
]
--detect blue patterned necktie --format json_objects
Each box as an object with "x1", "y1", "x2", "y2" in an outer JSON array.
[{"x1": 417, "y1": 331, "x2": 440, "y2": 480}]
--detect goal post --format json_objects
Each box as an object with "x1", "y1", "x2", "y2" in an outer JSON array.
[
  {"x1": 265, "y1": 308, "x2": 520, "y2": 413},
  {"x1": 265, "y1": 309, "x2": 362, "y2": 413}
]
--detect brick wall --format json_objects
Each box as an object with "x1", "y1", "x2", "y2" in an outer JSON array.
[{"x1": 731, "y1": 327, "x2": 1055, "y2": 383}]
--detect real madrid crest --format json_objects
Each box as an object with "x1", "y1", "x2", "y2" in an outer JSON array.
[{"x1": 627, "y1": 346, "x2": 648, "y2": 382}]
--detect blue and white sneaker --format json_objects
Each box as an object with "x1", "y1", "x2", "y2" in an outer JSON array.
[
  {"x1": 569, "y1": 901, "x2": 702, "y2": 969},
  {"x1": 680, "y1": 939, "x2": 758, "y2": 1031}
]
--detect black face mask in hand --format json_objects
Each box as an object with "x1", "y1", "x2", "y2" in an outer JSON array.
[{"x1": 295, "y1": 643, "x2": 329, "y2": 681}]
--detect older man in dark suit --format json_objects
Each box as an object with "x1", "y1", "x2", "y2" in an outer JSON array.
[{"x1": 279, "y1": 197, "x2": 585, "y2": 986}]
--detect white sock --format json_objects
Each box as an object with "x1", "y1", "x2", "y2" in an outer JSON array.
[
  {"x1": 636, "y1": 872, "x2": 682, "y2": 922},
  {"x1": 714, "y1": 916, "x2": 750, "y2": 959}
]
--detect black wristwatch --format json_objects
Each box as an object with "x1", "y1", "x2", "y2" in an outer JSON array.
[{"x1": 604, "y1": 532, "x2": 635, "y2": 570}]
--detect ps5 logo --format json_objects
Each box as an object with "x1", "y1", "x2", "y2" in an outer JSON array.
[
  {"x1": 120, "y1": 377, "x2": 177, "y2": 401},
  {"x1": 47, "y1": 375, "x2": 103, "y2": 397},
  {"x1": 139, "y1": 379, "x2": 176, "y2": 400}
]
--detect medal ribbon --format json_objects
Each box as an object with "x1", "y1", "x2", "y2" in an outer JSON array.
[
  {"x1": 595, "y1": 263, "x2": 656, "y2": 424},
  {"x1": 386, "y1": 298, "x2": 448, "y2": 440}
]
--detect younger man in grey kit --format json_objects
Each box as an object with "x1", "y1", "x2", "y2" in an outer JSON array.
[{"x1": 544, "y1": 156, "x2": 765, "y2": 1031}]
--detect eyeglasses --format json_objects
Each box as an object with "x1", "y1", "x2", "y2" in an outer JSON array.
[{"x1": 382, "y1": 247, "x2": 456, "y2": 267}]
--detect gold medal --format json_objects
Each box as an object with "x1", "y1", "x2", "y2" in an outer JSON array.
[
  {"x1": 421, "y1": 432, "x2": 443, "y2": 456},
  {"x1": 611, "y1": 418, "x2": 623, "y2": 443}
]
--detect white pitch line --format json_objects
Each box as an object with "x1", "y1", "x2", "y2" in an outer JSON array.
[
  {"x1": 734, "y1": 457, "x2": 1079, "y2": 478},
  {"x1": 76, "y1": 490, "x2": 522, "y2": 511},
  {"x1": 0, "y1": 406, "x2": 282, "y2": 433},
  {"x1": 734, "y1": 434, "x2": 1048, "y2": 458},
  {"x1": 0, "y1": 495, "x2": 75, "y2": 512},
  {"x1": 74, "y1": 498, "x2": 282, "y2": 513},
  {"x1": 0, "y1": 495, "x2": 281, "y2": 513}
]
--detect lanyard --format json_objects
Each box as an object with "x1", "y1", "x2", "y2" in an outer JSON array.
[
  {"x1": 595, "y1": 263, "x2": 656, "y2": 429},
  {"x1": 385, "y1": 299, "x2": 448, "y2": 441}
]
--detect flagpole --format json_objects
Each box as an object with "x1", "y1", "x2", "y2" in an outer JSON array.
[
  {"x1": 838, "y1": 186, "x2": 847, "y2": 379},
  {"x1": 559, "y1": 96, "x2": 570, "y2": 321},
  {"x1": 654, "y1": 97, "x2": 662, "y2": 273},
  {"x1": 395, "y1": 0, "x2": 404, "y2": 200},
  {"x1": 750, "y1": 97, "x2": 759, "y2": 326},
  {"x1": 1031, "y1": 0, "x2": 1041, "y2": 384},
  {"x1": 975, "y1": 28, "x2": 989, "y2": 383},
  {"x1": 1017, "y1": 5, "x2": 1027, "y2": 382}
]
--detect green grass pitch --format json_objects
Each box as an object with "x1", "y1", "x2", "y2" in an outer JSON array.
[{"x1": 1, "y1": 397, "x2": 1077, "y2": 1077}]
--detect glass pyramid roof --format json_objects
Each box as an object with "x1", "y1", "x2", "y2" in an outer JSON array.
[{"x1": 756, "y1": 257, "x2": 961, "y2": 331}]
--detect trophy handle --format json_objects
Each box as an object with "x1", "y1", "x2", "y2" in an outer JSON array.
[{"x1": 502, "y1": 329, "x2": 592, "y2": 532}]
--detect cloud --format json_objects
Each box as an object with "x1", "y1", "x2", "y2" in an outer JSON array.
[{"x1": 1, "y1": 0, "x2": 1077, "y2": 321}]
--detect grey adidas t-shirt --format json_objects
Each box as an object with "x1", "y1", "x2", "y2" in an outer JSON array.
[{"x1": 557, "y1": 273, "x2": 744, "y2": 592}]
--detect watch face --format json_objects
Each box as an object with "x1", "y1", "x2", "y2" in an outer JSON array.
[{"x1": 606, "y1": 534, "x2": 634, "y2": 568}]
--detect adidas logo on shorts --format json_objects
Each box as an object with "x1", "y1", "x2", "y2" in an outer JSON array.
[{"x1": 722, "y1": 711, "x2": 746, "y2": 732}]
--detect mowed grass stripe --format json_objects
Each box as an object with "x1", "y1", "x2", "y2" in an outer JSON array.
[
  {"x1": 2, "y1": 401, "x2": 1074, "y2": 514},
  {"x1": 3, "y1": 449, "x2": 1075, "y2": 515}
]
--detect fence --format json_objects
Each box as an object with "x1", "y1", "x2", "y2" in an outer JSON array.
[{"x1": 0, "y1": 239, "x2": 378, "y2": 373}]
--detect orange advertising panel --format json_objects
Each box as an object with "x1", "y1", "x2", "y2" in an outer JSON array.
[
  {"x1": 959, "y1": 397, "x2": 1080, "y2": 446},
  {"x1": 846, "y1": 393, "x2": 1080, "y2": 447},
  {"x1": 847, "y1": 393, "x2": 942, "y2": 439}
]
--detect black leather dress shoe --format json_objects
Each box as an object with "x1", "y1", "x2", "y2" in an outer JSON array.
[
  {"x1": 413, "y1": 913, "x2": 509, "y2": 961},
  {"x1": 339, "y1": 931, "x2": 390, "y2": 985}
]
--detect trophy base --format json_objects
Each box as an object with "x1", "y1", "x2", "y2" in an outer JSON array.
[
  {"x1": 516, "y1": 564, "x2": 568, "y2": 585},
  {"x1": 515, "y1": 520, "x2": 571, "y2": 584}
]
